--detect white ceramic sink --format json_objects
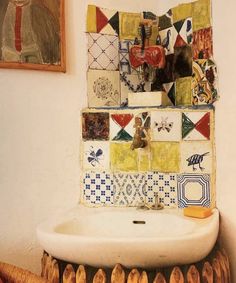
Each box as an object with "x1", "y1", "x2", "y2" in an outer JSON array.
[{"x1": 37, "y1": 205, "x2": 219, "y2": 268}]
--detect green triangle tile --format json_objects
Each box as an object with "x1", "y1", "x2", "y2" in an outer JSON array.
[
  {"x1": 182, "y1": 113, "x2": 195, "y2": 138},
  {"x1": 112, "y1": 128, "x2": 133, "y2": 141}
]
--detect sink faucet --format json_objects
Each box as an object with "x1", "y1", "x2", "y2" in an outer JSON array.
[{"x1": 137, "y1": 193, "x2": 164, "y2": 210}]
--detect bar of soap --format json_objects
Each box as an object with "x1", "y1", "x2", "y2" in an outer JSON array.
[{"x1": 183, "y1": 206, "x2": 213, "y2": 219}]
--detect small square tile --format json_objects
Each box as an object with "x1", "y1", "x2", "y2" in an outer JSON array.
[
  {"x1": 83, "y1": 141, "x2": 110, "y2": 170},
  {"x1": 177, "y1": 174, "x2": 211, "y2": 208},
  {"x1": 145, "y1": 172, "x2": 177, "y2": 207},
  {"x1": 87, "y1": 70, "x2": 121, "y2": 107},
  {"x1": 192, "y1": 27, "x2": 213, "y2": 60},
  {"x1": 151, "y1": 110, "x2": 182, "y2": 141},
  {"x1": 162, "y1": 82, "x2": 176, "y2": 105},
  {"x1": 181, "y1": 141, "x2": 212, "y2": 173},
  {"x1": 110, "y1": 113, "x2": 134, "y2": 141},
  {"x1": 175, "y1": 77, "x2": 192, "y2": 106},
  {"x1": 151, "y1": 142, "x2": 180, "y2": 173},
  {"x1": 87, "y1": 33, "x2": 119, "y2": 71},
  {"x1": 159, "y1": 27, "x2": 174, "y2": 55},
  {"x1": 182, "y1": 111, "x2": 211, "y2": 140},
  {"x1": 172, "y1": 3, "x2": 193, "y2": 23},
  {"x1": 173, "y1": 45, "x2": 193, "y2": 79},
  {"x1": 83, "y1": 171, "x2": 114, "y2": 205},
  {"x1": 172, "y1": 18, "x2": 193, "y2": 48},
  {"x1": 82, "y1": 112, "x2": 109, "y2": 140},
  {"x1": 110, "y1": 142, "x2": 138, "y2": 172},
  {"x1": 113, "y1": 173, "x2": 146, "y2": 206},
  {"x1": 192, "y1": 0, "x2": 211, "y2": 31},
  {"x1": 119, "y1": 12, "x2": 141, "y2": 40}
]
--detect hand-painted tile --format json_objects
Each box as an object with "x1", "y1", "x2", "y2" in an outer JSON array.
[
  {"x1": 82, "y1": 112, "x2": 109, "y2": 140},
  {"x1": 162, "y1": 82, "x2": 176, "y2": 106},
  {"x1": 119, "y1": 40, "x2": 137, "y2": 74},
  {"x1": 83, "y1": 171, "x2": 114, "y2": 205},
  {"x1": 192, "y1": 27, "x2": 213, "y2": 60},
  {"x1": 159, "y1": 27, "x2": 174, "y2": 55},
  {"x1": 83, "y1": 141, "x2": 110, "y2": 171},
  {"x1": 142, "y1": 12, "x2": 158, "y2": 45},
  {"x1": 173, "y1": 45, "x2": 193, "y2": 79},
  {"x1": 158, "y1": 9, "x2": 173, "y2": 31},
  {"x1": 145, "y1": 172, "x2": 177, "y2": 207},
  {"x1": 87, "y1": 5, "x2": 97, "y2": 33},
  {"x1": 110, "y1": 113, "x2": 134, "y2": 141},
  {"x1": 182, "y1": 111, "x2": 210, "y2": 140},
  {"x1": 113, "y1": 173, "x2": 146, "y2": 206},
  {"x1": 192, "y1": 60, "x2": 218, "y2": 105},
  {"x1": 175, "y1": 77, "x2": 192, "y2": 106},
  {"x1": 87, "y1": 33, "x2": 119, "y2": 71},
  {"x1": 151, "y1": 111, "x2": 182, "y2": 141},
  {"x1": 110, "y1": 142, "x2": 138, "y2": 172},
  {"x1": 172, "y1": 3, "x2": 193, "y2": 23},
  {"x1": 172, "y1": 18, "x2": 193, "y2": 48},
  {"x1": 181, "y1": 141, "x2": 212, "y2": 173},
  {"x1": 177, "y1": 174, "x2": 211, "y2": 208},
  {"x1": 87, "y1": 70, "x2": 121, "y2": 107},
  {"x1": 151, "y1": 142, "x2": 180, "y2": 173},
  {"x1": 119, "y1": 12, "x2": 141, "y2": 40},
  {"x1": 192, "y1": 0, "x2": 211, "y2": 32}
]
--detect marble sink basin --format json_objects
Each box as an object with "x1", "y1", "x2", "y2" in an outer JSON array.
[{"x1": 37, "y1": 205, "x2": 219, "y2": 268}]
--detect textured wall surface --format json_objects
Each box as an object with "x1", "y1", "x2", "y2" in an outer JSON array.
[{"x1": 0, "y1": 0, "x2": 236, "y2": 281}]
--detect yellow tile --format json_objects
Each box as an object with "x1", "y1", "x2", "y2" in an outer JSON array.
[
  {"x1": 119, "y1": 12, "x2": 141, "y2": 40},
  {"x1": 111, "y1": 143, "x2": 138, "y2": 172},
  {"x1": 87, "y1": 5, "x2": 97, "y2": 33},
  {"x1": 172, "y1": 3, "x2": 193, "y2": 23},
  {"x1": 193, "y1": 0, "x2": 211, "y2": 31},
  {"x1": 176, "y1": 77, "x2": 192, "y2": 106},
  {"x1": 151, "y1": 142, "x2": 180, "y2": 172}
]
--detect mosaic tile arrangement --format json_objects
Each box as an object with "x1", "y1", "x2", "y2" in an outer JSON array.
[
  {"x1": 82, "y1": 0, "x2": 217, "y2": 209},
  {"x1": 81, "y1": 108, "x2": 215, "y2": 208}
]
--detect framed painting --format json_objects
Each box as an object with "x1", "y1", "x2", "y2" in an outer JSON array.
[{"x1": 0, "y1": 0, "x2": 66, "y2": 72}]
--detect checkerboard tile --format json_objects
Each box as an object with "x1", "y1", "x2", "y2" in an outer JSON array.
[
  {"x1": 145, "y1": 172, "x2": 177, "y2": 207},
  {"x1": 83, "y1": 172, "x2": 114, "y2": 205}
]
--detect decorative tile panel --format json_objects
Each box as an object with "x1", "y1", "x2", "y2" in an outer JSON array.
[
  {"x1": 145, "y1": 172, "x2": 177, "y2": 207},
  {"x1": 151, "y1": 142, "x2": 180, "y2": 172},
  {"x1": 151, "y1": 111, "x2": 181, "y2": 141},
  {"x1": 83, "y1": 171, "x2": 114, "y2": 205},
  {"x1": 181, "y1": 141, "x2": 212, "y2": 173},
  {"x1": 110, "y1": 113, "x2": 134, "y2": 141},
  {"x1": 87, "y1": 70, "x2": 121, "y2": 107},
  {"x1": 83, "y1": 141, "x2": 110, "y2": 171},
  {"x1": 113, "y1": 173, "x2": 146, "y2": 206},
  {"x1": 177, "y1": 174, "x2": 211, "y2": 208},
  {"x1": 87, "y1": 33, "x2": 119, "y2": 71},
  {"x1": 82, "y1": 112, "x2": 109, "y2": 140}
]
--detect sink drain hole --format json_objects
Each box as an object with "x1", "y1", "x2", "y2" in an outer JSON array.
[{"x1": 133, "y1": 220, "x2": 146, "y2": 224}]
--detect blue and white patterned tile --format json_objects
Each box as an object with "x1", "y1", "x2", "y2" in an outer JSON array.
[
  {"x1": 145, "y1": 172, "x2": 177, "y2": 208},
  {"x1": 113, "y1": 173, "x2": 146, "y2": 206},
  {"x1": 83, "y1": 171, "x2": 114, "y2": 205},
  {"x1": 177, "y1": 174, "x2": 211, "y2": 208}
]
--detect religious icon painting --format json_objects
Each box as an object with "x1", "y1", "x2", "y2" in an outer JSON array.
[{"x1": 0, "y1": 0, "x2": 66, "y2": 72}]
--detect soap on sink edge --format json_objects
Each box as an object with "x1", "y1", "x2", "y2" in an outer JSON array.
[{"x1": 183, "y1": 206, "x2": 213, "y2": 219}]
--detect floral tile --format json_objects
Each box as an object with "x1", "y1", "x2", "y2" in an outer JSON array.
[
  {"x1": 182, "y1": 111, "x2": 211, "y2": 140},
  {"x1": 82, "y1": 141, "x2": 110, "y2": 171},
  {"x1": 192, "y1": 27, "x2": 213, "y2": 60},
  {"x1": 151, "y1": 111, "x2": 182, "y2": 141},
  {"x1": 151, "y1": 142, "x2": 180, "y2": 173},
  {"x1": 83, "y1": 171, "x2": 114, "y2": 205},
  {"x1": 145, "y1": 172, "x2": 177, "y2": 207},
  {"x1": 87, "y1": 70, "x2": 121, "y2": 107},
  {"x1": 180, "y1": 141, "x2": 212, "y2": 174},
  {"x1": 82, "y1": 112, "x2": 109, "y2": 140},
  {"x1": 110, "y1": 113, "x2": 134, "y2": 141},
  {"x1": 113, "y1": 173, "x2": 146, "y2": 206},
  {"x1": 192, "y1": 0, "x2": 211, "y2": 32},
  {"x1": 177, "y1": 174, "x2": 211, "y2": 208},
  {"x1": 119, "y1": 12, "x2": 141, "y2": 40},
  {"x1": 87, "y1": 33, "x2": 119, "y2": 71}
]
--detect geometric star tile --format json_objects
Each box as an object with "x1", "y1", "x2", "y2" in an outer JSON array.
[
  {"x1": 87, "y1": 33, "x2": 119, "y2": 71},
  {"x1": 83, "y1": 171, "x2": 114, "y2": 205},
  {"x1": 145, "y1": 172, "x2": 177, "y2": 208},
  {"x1": 177, "y1": 174, "x2": 211, "y2": 208},
  {"x1": 182, "y1": 111, "x2": 211, "y2": 140},
  {"x1": 181, "y1": 141, "x2": 212, "y2": 174},
  {"x1": 113, "y1": 173, "x2": 146, "y2": 206}
]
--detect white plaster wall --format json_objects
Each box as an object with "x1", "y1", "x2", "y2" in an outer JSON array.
[{"x1": 0, "y1": 0, "x2": 235, "y2": 280}]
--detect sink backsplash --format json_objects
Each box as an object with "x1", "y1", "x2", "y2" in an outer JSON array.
[{"x1": 80, "y1": 107, "x2": 215, "y2": 209}]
